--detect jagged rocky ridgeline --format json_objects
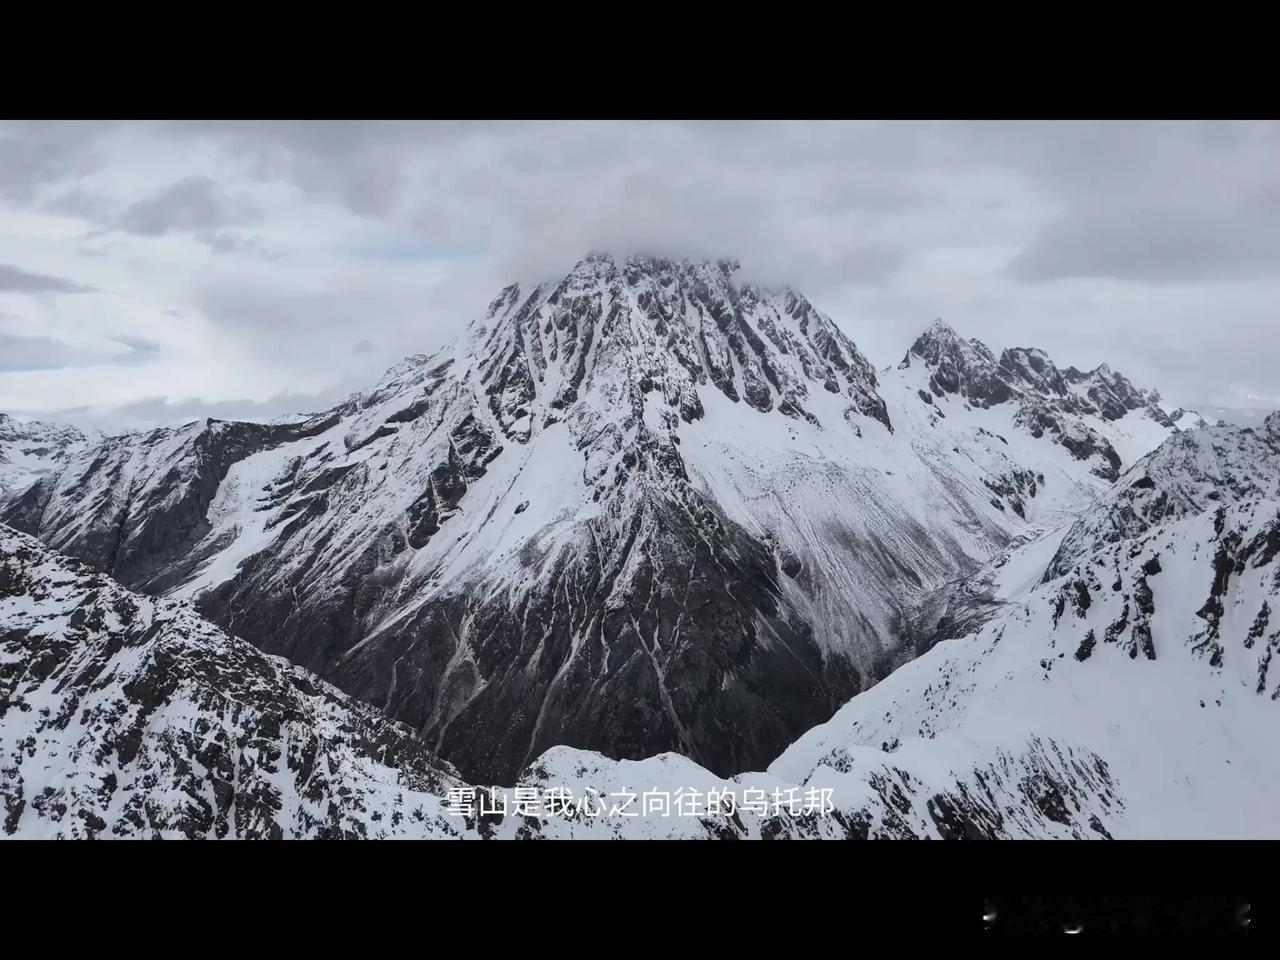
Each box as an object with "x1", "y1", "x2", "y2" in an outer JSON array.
[
  {"x1": 901, "y1": 319, "x2": 1178, "y2": 482},
  {"x1": 1, "y1": 254, "x2": 1189, "y2": 785}
]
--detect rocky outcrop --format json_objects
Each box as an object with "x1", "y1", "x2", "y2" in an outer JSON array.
[{"x1": 900, "y1": 320, "x2": 1173, "y2": 479}]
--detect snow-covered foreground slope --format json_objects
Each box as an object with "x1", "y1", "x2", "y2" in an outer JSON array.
[
  {"x1": 0, "y1": 524, "x2": 472, "y2": 838},
  {"x1": 1046, "y1": 413, "x2": 1280, "y2": 579},
  {"x1": 0, "y1": 524, "x2": 1120, "y2": 839},
  {"x1": 1, "y1": 255, "x2": 1185, "y2": 785},
  {"x1": 772, "y1": 494, "x2": 1280, "y2": 838}
]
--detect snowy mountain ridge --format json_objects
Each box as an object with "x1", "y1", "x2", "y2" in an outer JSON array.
[
  {"x1": 0, "y1": 413, "x2": 98, "y2": 508},
  {"x1": 0, "y1": 254, "x2": 1197, "y2": 786}
]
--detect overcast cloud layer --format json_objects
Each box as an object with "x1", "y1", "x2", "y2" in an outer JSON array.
[{"x1": 1, "y1": 120, "x2": 1277, "y2": 432}]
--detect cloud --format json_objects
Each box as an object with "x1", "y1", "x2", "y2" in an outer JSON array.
[
  {"x1": 1009, "y1": 199, "x2": 1280, "y2": 285},
  {"x1": 0, "y1": 328, "x2": 162, "y2": 372},
  {"x1": 964, "y1": 121, "x2": 1280, "y2": 285},
  {"x1": 157, "y1": 120, "x2": 534, "y2": 219},
  {"x1": 84, "y1": 376, "x2": 373, "y2": 430},
  {"x1": 109, "y1": 336, "x2": 162, "y2": 365},
  {"x1": 0, "y1": 121, "x2": 113, "y2": 203},
  {"x1": 1, "y1": 120, "x2": 1279, "y2": 427},
  {"x1": 43, "y1": 188, "x2": 116, "y2": 221},
  {"x1": 113, "y1": 175, "x2": 262, "y2": 247},
  {"x1": 0, "y1": 332, "x2": 93, "y2": 370},
  {"x1": 0, "y1": 263, "x2": 91, "y2": 293}
]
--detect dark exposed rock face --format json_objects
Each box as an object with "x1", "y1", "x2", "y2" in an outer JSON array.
[
  {"x1": 1015, "y1": 402, "x2": 1123, "y2": 481},
  {"x1": 1063, "y1": 363, "x2": 1175, "y2": 426},
  {"x1": 197, "y1": 428, "x2": 861, "y2": 785},
  {"x1": 1074, "y1": 628, "x2": 1098, "y2": 661},
  {"x1": 983, "y1": 468, "x2": 1043, "y2": 519},
  {"x1": 404, "y1": 415, "x2": 503, "y2": 549},
  {"x1": 438, "y1": 498, "x2": 857, "y2": 783},
  {"x1": 906, "y1": 321, "x2": 1014, "y2": 409},
  {"x1": 1000, "y1": 347, "x2": 1069, "y2": 397}
]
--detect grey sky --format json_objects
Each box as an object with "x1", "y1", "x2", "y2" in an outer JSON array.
[
  {"x1": 0, "y1": 120, "x2": 1276, "y2": 430},
  {"x1": 0, "y1": 263, "x2": 90, "y2": 293}
]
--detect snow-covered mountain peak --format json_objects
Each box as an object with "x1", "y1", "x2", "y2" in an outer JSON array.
[
  {"x1": 888, "y1": 318, "x2": 1185, "y2": 482},
  {"x1": 912, "y1": 317, "x2": 974, "y2": 349},
  {"x1": 904, "y1": 322, "x2": 1045, "y2": 415},
  {"x1": 1170, "y1": 408, "x2": 1211, "y2": 430},
  {"x1": 0, "y1": 412, "x2": 95, "y2": 454},
  {"x1": 901, "y1": 320, "x2": 1003, "y2": 392},
  {"x1": 900, "y1": 318, "x2": 1167, "y2": 424},
  {"x1": 453, "y1": 251, "x2": 894, "y2": 456},
  {"x1": 999, "y1": 346, "x2": 1070, "y2": 397},
  {"x1": 0, "y1": 413, "x2": 99, "y2": 507},
  {"x1": 0, "y1": 258, "x2": 1197, "y2": 787}
]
